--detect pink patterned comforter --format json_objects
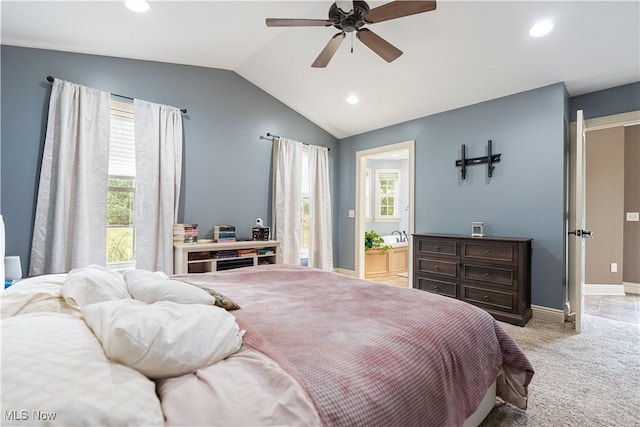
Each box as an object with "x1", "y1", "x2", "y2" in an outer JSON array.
[{"x1": 175, "y1": 264, "x2": 534, "y2": 426}]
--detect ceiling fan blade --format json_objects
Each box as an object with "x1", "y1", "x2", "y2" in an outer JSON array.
[
  {"x1": 356, "y1": 28, "x2": 403, "y2": 63},
  {"x1": 266, "y1": 18, "x2": 333, "y2": 27},
  {"x1": 365, "y1": 1, "x2": 436, "y2": 24},
  {"x1": 312, "y1": 32, "x2": 346, "y2": 68},
  {"x1": 336, "y1": 0, "x2": 354, "y2": 14}
]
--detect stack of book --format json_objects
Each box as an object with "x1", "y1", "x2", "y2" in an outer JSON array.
[
  {"x1": 214, "y1": 225, "x2": 236, "y2": 242},
  {"x1": 213, "y1": 250, "x2": 238, "y2": 259},
  {"x1": 237, "y1": 248, "x2": 257, "y2": 257},
  {"x1": 174, "y1": 224, "x2": 198, "y2": 243}
]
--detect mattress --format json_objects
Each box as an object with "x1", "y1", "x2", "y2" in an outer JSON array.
[{"x1": 1, "y1": 264, "x2": 534, "y2": 426}]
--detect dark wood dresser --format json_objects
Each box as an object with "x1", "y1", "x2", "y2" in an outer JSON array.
[{"x1": 413, "y1": 233, "x2": 532, "y2": 326}]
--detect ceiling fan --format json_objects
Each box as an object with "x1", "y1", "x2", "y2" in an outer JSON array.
[{"x1": 265, "y1": 0, "x2": 436, "y2": 68}]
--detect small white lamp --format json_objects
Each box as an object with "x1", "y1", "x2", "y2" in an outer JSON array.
[{"x1": 5, "y1": 256, "x2": 22, "y2": 281}]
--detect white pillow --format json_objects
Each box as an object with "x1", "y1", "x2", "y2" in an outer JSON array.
[
  {"x1": 1, "y1": 313, "x2": 164, "y2": 426},
  {"x1": 123, "y1": 269, "x2": 214, "y2": 305},
  {"x1": 61, "y1": 265, "x2": 130, "y2": 309},
  {"x1": 82, "y1": 299, "x2": 244, "y2": 379}
]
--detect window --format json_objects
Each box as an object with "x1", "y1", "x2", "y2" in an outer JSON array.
[
  {"x1": 300, "y1": 145, "x2": 310, "y2": 265},
  {"x1": 375, "y1": 169, "x2": 400, "y2": 221},
  {"x1": 107, "y1": 98, "x2": 136, "y2": 267}
]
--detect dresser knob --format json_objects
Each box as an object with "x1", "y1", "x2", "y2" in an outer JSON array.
[
  {"x1": 434, "y1": 286, "x2": 440, "y2": 291},
  {"x1": 483, "y1": 295, "x2": 490, "y2": 301},
  {"x1": 434, "y1": 246, "x2": 440, "y2": 252},
  {"x1": 434, "y1": 266, "x2": 440, "y2": 272},
  {"x1": 484, "y1": 250, "x2": 490, "y2": 256},
  {"x1": 484, "y1": 272, "x2": 490, "y2": 278}
]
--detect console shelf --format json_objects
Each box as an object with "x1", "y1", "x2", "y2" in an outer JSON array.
[{"x1": 173, "y1": 240, "x2": 280, "y2": 274}]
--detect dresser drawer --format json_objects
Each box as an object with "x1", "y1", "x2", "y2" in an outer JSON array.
[
  {"x1": 415, "y1": 237, "x2": 458, "y2": 258},
  {"x1": 462, "y1": 284, "x2": 516, "y2": 312},
  {"x1": 411, "y1": 234, "x2": 531, "y2": 326},
  {"x1": 416, "y1": 258, "x2": 458, "y2": 278},
  {"x1": 416, "y1": 275, "x2": 458, "y2": 298},
  {"x1": 461, "y1": 263, "x2": 517, "y2": 288},
  {"x1": 461, "y1": 241, "x2": 517, "y2": 264}
]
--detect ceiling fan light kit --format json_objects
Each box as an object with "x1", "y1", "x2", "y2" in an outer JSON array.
[{"x1": 266, "y1": 1, "x2": 437, "y2": 68}]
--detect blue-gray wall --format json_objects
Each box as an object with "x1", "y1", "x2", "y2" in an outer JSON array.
[
  {"x1": 2, "y1": 44, "x2": 637, "y2": 311},
  {"x1": 336, "y1": 81, "x2": 639, "y2": 310},
  {"x1": 570, "y1": 82, "x2": 640, "y2": 121},
  {"x1": 0, "y1": 45, "x2": 338, "y2": 275},
  {"x1": 337, "y1": 84, "x2": 569, "y2": 309}
]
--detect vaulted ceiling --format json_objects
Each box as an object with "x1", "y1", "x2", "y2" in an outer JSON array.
[{"x1": 2, "y1": 1, "x2": 639, "y2": 138}]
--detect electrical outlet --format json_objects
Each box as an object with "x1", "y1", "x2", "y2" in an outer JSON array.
[
  {"x1": 611, "y1": 263, "x2": 618, "y2": 273},
  {"x1": 626, "y1": 212, "x2": 639, "y2": 221},
  {"x1": 348, "y1": 210, "x2": 355, "y2": 218}
]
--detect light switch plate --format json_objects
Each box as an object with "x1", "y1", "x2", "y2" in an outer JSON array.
[
  {"x1": 627, "y1": 212, "x2": 640, "y2": 221},
  {"x1": 348, "y1": 210, "x2": 355, "y2": 218}
]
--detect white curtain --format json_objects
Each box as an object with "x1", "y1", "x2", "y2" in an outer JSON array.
[
  {"x1": 308, "y1": 145, "x2": 333, "y2": 270},
  {"x1": 30, "y1": 80, "x2": 110, "y2": 275},
  {"x1": 272, "y1": 137, "x2": 303, "y2": 264},
  {"x1": 133, "y1": 100, "x2": 183, "y2": 274}
]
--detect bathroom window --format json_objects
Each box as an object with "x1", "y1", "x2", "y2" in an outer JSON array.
[{"x1": 375, "y1": 169, "x2": 400, "y2": 221}]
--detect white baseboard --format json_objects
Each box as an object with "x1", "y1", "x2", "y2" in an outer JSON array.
[
  {"x1": 623, "y1": 282, "x2": 640, "y2": 295},
  {"x1": 334, "y1": 268, "x2": 357, "y2": 277},
  {"x1": 532, "y1": 305, "x2": 566, "y2": 324},
  {"x1": 584, "y1": 283, "x2": 626, "y2": 296}
]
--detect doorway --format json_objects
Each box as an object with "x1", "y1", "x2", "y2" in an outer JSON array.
[
  {"x1": 354, "y1": 140, "x2": 415, "y2": 286},
  {"x1": 569, "y1": 111, "x2": 640, "y2": 329}
]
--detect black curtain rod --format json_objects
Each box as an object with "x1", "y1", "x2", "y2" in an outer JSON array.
[
  {"x1": 260, "y1": 132, "x2": 330, "y2": 151},
  {"x1": 46, "y1": 76, "x2": 187, "y2": 114}
]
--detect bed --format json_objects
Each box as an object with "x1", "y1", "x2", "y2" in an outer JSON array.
[{"x1": 1, "y1": 263, "x2": 534, "y2": 426}]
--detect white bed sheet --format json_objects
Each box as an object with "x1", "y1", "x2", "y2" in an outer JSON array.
[
  {"x1": 1, "y1": 312, "x2": 164, "y2": 426},
  {"x1": 0, "y1": 270, "x2": 504, "y2": 427},
  {"x1": 1, "y1": 272, "x2": 320, "y2": 426}
]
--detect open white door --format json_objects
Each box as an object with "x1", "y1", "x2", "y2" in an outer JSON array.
[
  {"x1": 355, "y1": 141, "x2": 415, "y2": 281},
  {"x1": 570, "y1": 110, "x2": 592, "y2": 333}
]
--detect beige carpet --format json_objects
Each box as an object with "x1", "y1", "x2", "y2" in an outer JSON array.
[{"x1": 481, "y1": 314, "x2": 640, "y2": 426}]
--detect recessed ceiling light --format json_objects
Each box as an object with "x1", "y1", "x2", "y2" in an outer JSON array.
[
  {"x1": 346, "y1": 95, "x2": 359, "y2": 104},
  {"x1": 125, "y1": 0, "x2": 150, "y2": 12},
  {"x1": 529, "y1": 20, "x2": 553, "y2": 37}
]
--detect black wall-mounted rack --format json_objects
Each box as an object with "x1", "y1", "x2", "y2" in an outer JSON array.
[{"x1": 455, "y1": 140, "x2": 501, "y2": 179}]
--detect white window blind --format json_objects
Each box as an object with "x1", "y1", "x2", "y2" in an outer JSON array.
[
  {"x1": 108, "y1": 99, "x2": 135, "y2": 178},
  {"x1": 301, "y1": 146, "x2": 310, "y2": 259}
]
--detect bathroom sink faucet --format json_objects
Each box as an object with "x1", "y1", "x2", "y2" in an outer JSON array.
[{"x1": 391, "y1": 230, "x2": 403, "y2": 242}]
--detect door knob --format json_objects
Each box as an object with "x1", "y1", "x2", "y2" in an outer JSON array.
[{"x1": 568, "y1": 229, "x2": 594, "y2": 238}]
